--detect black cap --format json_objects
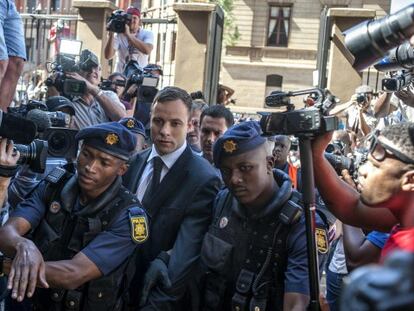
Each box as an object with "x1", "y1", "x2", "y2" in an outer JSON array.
[{"x1": 46, "y1": 96, "x2": 75, "y2": 115}]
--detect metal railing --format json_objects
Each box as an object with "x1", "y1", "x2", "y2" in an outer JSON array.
[{"x1": 21, "y1": 14, "x2": 79, "y2": 70}]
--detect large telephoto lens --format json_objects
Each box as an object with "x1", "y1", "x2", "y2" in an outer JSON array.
[
  {"x1": 374, "y1": 42, "x2": 414, "y2": 72},
  {"x1": 344, "y1": 4, "x2": 414, "y2": 71}
]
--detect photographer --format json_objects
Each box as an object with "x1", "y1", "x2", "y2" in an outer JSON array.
[
  {"x1": 104, "y1": 7, "x2": 154, "y2": 73},
  {"x1": 311, "y1": 122, "x2": 414, "y2": 261},
  {"x1": 375, "y1": 82, "x2": 414, "y2": 130},
  {"x1": 342, "y1": 85, "x2": 377, "y2": 144},
  {"x1": 55, "y1": 50, "x2": 126, "y2": 129}
]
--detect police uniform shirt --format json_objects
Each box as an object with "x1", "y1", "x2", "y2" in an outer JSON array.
[
  {"x1": 136, "y1": 141, "x2": 187, "y2": 202},
  {"x1": 205, "y1": 186, "x2": 328, "y2": 298},
  {"x1": 11, "y1": 182, "x2": 138, "y2": 275}
]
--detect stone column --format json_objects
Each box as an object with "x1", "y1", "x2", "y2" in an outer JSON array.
[
  {"x1": 173, "y1": 2, "x2": 223, "y2": 104},
  {"x1": 326, "y1": 8, "x2": 376, "y2": 103},
  {"x1": 73, "y1": 0, "x2": 118, "y2": 77}
]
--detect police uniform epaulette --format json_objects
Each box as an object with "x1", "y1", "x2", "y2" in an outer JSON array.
[
  {"x1": 45, "y1": 166, "x2": 68, "y2": 184},
  {"x1": 128, "y1": 206, "x2": 149, "y2": 244}
]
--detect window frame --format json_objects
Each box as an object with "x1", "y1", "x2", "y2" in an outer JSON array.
[{"x1": 266, "y1": 4, "x2": 293, "y2": 47}]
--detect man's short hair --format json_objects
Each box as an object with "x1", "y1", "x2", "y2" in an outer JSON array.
[
  {"x1": 381, "y1": 122, "x2": 414, "y2": 161},
  {"x1": 153, "y1": 86, "x2": 192, "y2": 113},
  {"x1": 200, "y1": 104, "x2": 235, "y2": 128}
]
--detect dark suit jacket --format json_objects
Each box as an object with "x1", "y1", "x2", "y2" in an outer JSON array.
[{"x1": 123, "y1": 145, "x2": 221, "y2": 309}]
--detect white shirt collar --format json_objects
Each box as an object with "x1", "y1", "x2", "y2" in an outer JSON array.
[{"x1": 147, "y1": 141, "x2": 187, "y2": 169}]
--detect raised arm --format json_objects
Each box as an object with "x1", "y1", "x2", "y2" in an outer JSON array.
[{"x1": 311, "y1": 132, "x2": 397, "y2": 231}]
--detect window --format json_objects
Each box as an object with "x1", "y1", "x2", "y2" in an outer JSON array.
[{"x1": 267, "y1": 5, "x2": 292, "y2": 47}]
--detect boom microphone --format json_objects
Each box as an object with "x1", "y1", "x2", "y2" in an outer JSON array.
[{"x1": 0, "y1": 111, "x2": 37, "y2": 144}]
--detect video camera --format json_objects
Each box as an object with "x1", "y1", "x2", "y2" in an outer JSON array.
[
  {"x1": 107, "y1": 10, "x2": 132, "y2": 33},
  {"x1": 371, "y1": 41, "x2": 414, "y2": 92},
  {"x1": 123, "y1": 61, "x2": 159, "y2": 102},
  {"x1": 46, "y1": 42, "x2": 99, "y2": 97},
  {"x1": 260, "y1": 88, "x2": 339, "y2": 136},
  {"x1": 99, "y1": 78, "x2": 126, "y2": 92},
  {"x1": 5, "y1": 99, "x2": 79, "y2": 173}
]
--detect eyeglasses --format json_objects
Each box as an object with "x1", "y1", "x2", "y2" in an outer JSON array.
[{"x1": 368, "y1": 130, "x2": 414, "y2": 165}]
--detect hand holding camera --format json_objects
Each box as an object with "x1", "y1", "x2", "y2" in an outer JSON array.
[{"x1": 0, "y1": 138, "x2": 20, "y2": 183}]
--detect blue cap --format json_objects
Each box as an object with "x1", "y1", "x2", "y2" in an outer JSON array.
[
  {"x1": 76, "y1": 122, "x2": 137, "y2": 161},
  {"x1": 213, "y1": 121, "x2": 266, "y2": 167},
  {"x1": 118, "y1": 117, "x2": 146, "y2": 138}
]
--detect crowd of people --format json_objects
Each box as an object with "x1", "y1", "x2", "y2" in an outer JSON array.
[{"x1": 0, "y1": 1, "x2": 413, "y2": 311}]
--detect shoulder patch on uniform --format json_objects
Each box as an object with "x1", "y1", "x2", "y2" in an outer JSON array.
[
  {"x1": 315, "y1": 228, "x2": 328, "y2": 254},
  {"x1": 45, "y1": 166, "x2": 67, "y2": 184},
  {"x1": 129, "y1": 207, "x2": 149, "y2": 244}
]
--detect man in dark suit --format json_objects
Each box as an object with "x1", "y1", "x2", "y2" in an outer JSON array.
[{"x1": 123, "y1": 86, "x2": 221, "y2": 310}]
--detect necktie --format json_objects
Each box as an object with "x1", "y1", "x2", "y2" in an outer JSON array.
[
  {"x1": 150, "y1": 156, "x2": 163, "y2": 193},
  {"x1": 143, "y1": 156, "x2": 164, "y2": 202}
]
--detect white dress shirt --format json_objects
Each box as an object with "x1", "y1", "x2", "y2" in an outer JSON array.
[{"x1": 136, "y1": 141, "x2": 187, "y2": 202}]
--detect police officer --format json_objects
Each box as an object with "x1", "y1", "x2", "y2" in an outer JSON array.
[
  {"x1": 0, "y1": 122, "x2": 148, "y2": 311},
  {"x1": 200, "y1": 121, "x2": 328, "y2": 311},
  {"x1": 119, "y1": 117, "x2": 147, "y2": 152}
]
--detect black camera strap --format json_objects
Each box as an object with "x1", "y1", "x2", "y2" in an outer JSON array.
[{"x1": 0, "y1": 164, "x2": 19, "y2": 177}]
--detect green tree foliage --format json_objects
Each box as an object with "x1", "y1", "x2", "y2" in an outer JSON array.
[{"x1": 211, "y1": 0, "x2": 240, "y2": 45}]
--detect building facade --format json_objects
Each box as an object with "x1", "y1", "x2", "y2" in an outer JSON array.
[{"x1": 221, "y1": 0, "x2": 391, "y2": 111}]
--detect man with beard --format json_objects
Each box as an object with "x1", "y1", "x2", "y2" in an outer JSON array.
[
  {"x1": 311, "y1": 122, "x2": 414, "y2": 259},
  {"x1": 200, "y1": 121, "x2": 328, "y2": 311}
]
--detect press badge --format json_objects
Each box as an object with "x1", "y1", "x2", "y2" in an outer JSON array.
[
  {"x1": 129, "y1": 207, "x2": 149, "y2": 244},
  {"x1": 315, "y1": 228, "x2": 328, "y2": 254}
]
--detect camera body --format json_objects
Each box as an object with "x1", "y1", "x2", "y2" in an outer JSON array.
[
  {"x1": 260, "y1": 88, "x2": 338, "y2": 136},
  {"x1": 123, "y1": 61, "x2": 159, "y2": 102},
  {"x1": 107, "y1": 10, "x2": 132, "y2": 33},
  {"x1": 324, "y1": 151, "x2": 367, "y2": 179},
  {"x1": 356, "y1": 93, "x2": 368, "y2": 104},
  {"x1": 46, "y1": 49, "x2": 99, "y2": 97},
  {"x1": 6, "y1": 101, "x2": 79, "y2": 172},
  {"x1": 382, "y1": 71, "x2": 413, "y2": 92}
]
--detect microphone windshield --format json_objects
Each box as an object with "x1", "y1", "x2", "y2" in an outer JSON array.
[
  {"x1": 0, "y1": 111, "x2": 37, "y2": 144},
  {"x1": 26, "y1": 109, "x2": 52, "y2": 133}
]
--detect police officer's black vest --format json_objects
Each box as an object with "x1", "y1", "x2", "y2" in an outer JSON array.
[
  {"x1": 201, "y1": 184, "x2": 302, "y2": 311},
  {"x1": 30, "y1": 167, "x2": 139, "y2": 311}
]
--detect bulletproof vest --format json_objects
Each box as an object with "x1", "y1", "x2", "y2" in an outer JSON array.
[
  {"x1": 30, "y1": 167, "x2": 139, "y2": 311},
  {"x1": 201, "y1": 189, "x2": 302, "y2": 311}
]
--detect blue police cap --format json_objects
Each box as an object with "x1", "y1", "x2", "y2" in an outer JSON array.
[
  {"x1": 76, "y1": 122, "x2": 137, "y2": 161},
  {"x1": 118, "y1": 117, "x2": 146, "y2": 138},
  {"x1": 213, "y1": 120, "x2": 266, "y2": 167}
]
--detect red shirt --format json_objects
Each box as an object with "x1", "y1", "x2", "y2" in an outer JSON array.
[{"x1": 381, "y1": 225, "x2": 414, "y2": 261}]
